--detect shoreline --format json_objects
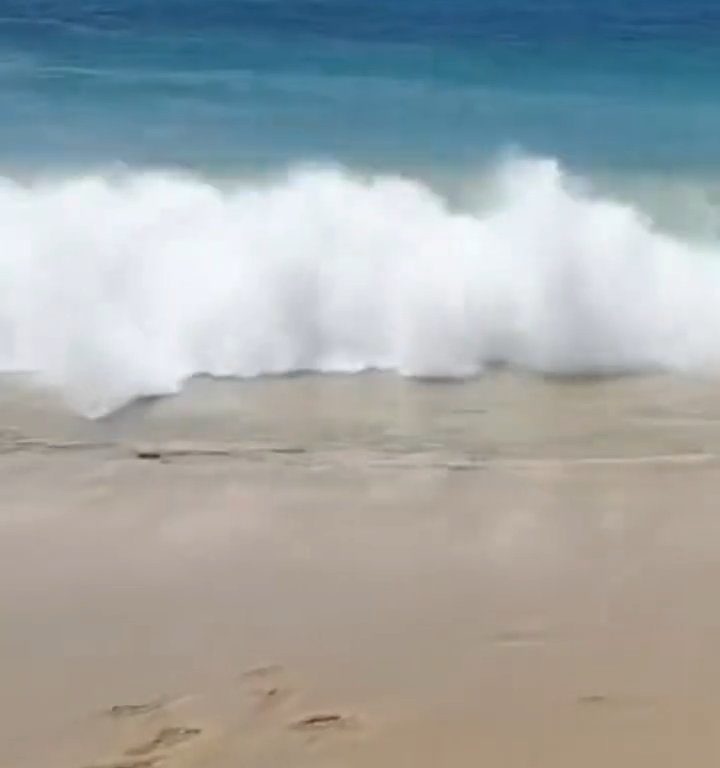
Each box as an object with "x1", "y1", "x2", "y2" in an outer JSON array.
[{"x1": 3, "y1": 373, "x2": 720, "y2": 767}]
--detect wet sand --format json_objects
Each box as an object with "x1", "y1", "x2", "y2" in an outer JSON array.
[{"x1": 3, "y1": 373, "x2": 720, "y2": 767}]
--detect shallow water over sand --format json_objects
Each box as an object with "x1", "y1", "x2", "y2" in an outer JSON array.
[{"x1": 3, "y1": 373, "x2": 720, "y2": 767}]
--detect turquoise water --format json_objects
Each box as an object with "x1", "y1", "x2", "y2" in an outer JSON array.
[
  {"x1": 2, "y1": 0, "x2": 720, "y2": 173},
  {"x1": 3, "y1": 1, "x2": 720, "y2": 415}
]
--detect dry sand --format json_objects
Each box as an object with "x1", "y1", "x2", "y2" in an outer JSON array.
[{"x1": 3, "y1": 373, "x2": 720, "y2": 767}]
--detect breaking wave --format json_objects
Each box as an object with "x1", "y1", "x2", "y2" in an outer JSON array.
[{"x1": 2, "y1": 157, "x2": 720, "y2": 416}]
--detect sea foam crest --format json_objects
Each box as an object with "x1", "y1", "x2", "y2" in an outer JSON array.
[{"x1": 1, "y1": 157, "x2": 719, "y2": 415}]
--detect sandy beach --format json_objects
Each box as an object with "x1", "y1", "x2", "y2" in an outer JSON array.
[{"x1": 3, "y1": 373, "x2": 720, "y2": 767}]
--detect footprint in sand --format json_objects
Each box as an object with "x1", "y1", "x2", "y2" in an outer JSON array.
[
  {"x1": 241, "y1": 664, "x2": 295, "y2": 714},
  {"x1": 125, "y1": 726, "x2": 203, "y2": 756},
  {"x1": 575, "y1": 693, "x2": 654, "y2": 714},
  {"x1": 107, "y1": 701, "x2": 166, "y2": 718},
  {"x1": 292, "y1": 713, "x2": 346, "y2": 729},
  {"x1": 85, "y1": 759, "x2": 163, "y2": 768},
  {"x1": 86, "y1": 720, "x2": 202, "y2": 768},
  {"x1": 290, "y1": 712, "x2": 358, "y2": 735},
  {"x1": 242, "y1": 665, "x2": 360, "y2": 737}
]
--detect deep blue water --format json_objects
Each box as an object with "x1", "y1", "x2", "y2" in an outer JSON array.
[{"x1": 1, "y1": 0, "x2": 719, "y2": 174}]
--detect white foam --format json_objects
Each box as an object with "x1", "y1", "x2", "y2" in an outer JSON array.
[{"x1": 1, "y1": 157, "x2": 720, "y2": 416}]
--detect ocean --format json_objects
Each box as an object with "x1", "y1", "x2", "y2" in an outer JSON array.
[{"x1": 1, "y1": 0, "x2": 720, "y2": 416}]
